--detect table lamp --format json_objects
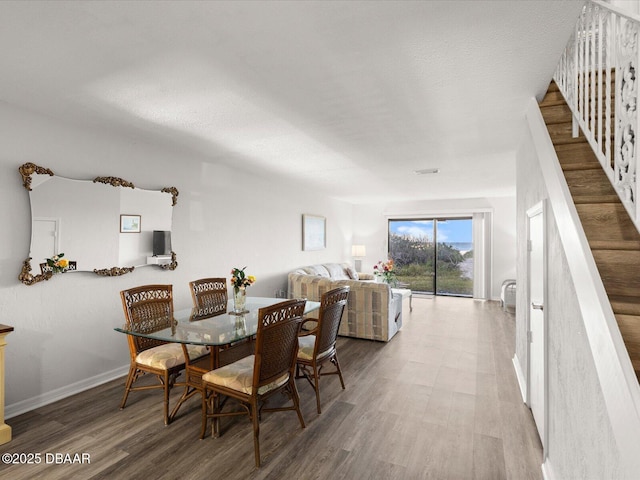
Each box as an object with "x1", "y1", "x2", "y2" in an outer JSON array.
[{"x1": 351, "y1": 245, "x2": 366, "y2": 272}]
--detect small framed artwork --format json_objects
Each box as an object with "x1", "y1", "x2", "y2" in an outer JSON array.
[
  {"x1": 120, "y1": 214, "x2": 141, "y2": 233},
  {"x1": 302, "y1": 214, "x2": 326, "y2": 251}
]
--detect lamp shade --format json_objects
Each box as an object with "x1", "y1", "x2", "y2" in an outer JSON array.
[{"x1": 351, "y1": 245, "x2": 366, "y2": 257}]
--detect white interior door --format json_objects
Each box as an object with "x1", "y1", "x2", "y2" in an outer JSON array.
[
  {"x1": 528, "y1": 203, "x2": 546, "y2": 446},
  {"x1": 31, "y1": 218, "x2": 59, "y2": 267}
]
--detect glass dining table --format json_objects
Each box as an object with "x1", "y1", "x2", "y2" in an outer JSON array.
[
  {"x1": 115, "y1": 297, "x2": 319, "y2": 346},
  {"x1": 114, "y1": 297, "x2": 320, "y2": 420}
]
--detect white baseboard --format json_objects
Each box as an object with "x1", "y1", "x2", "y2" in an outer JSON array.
[
  {"x1": 5, "y1": 365, "x2": 129, "y2": 419},
  {"x1": 512, "y1": 354, "x2": 527, "y2": 402}
]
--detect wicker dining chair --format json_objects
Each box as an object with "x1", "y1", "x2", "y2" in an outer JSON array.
[
  {"x1": 296, "y1": 286, "x2": 350, "y2": 414},
  {"x1": 189, "y1": 277, "x2": 228, "y2": 313},
  {"x1": 119, "y1": 284, "x2": 208, "y2": 425},
  {"x1": 179, "y1": 277, "x2": 243, "y2": 434},
  {"x1": 201, "y1": 299, "x2": 307, "y2": 467}
]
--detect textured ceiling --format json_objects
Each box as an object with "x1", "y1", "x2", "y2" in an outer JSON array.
[{"x1": 0, "y1": 0, "x2": 585, "y2": 203}]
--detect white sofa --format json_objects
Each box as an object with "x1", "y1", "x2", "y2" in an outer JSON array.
[{"x1": 287, "y1": 263, "x2": 403, "y2": 342}]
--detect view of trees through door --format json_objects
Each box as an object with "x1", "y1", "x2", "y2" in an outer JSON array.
[{"x1": 388, "y1": 218, "x2": 473, "y2": 296}]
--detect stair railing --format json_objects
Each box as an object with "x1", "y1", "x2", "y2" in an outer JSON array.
[{"x1": 555, "y1": 0, "x2": 640, "y2": 231}]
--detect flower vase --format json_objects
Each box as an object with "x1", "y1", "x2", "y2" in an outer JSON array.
[{"x1": 233, "y1": 287, "x2": 247, "y2": 314}]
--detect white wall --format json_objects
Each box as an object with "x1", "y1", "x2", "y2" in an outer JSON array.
[
  {"x1": 352, "y1": 196, "x2": 517, "y2": 300},
  {"x1": 0, "y1": 102, "x2": 353, "y2": 416},
  {"x1": 0, "y1": 101, "x2": 517, "y2": 416},
  {"x1": 515, "y1": 121, "x2": 622, "y2": 478},
  {"x1": 607, "y1": 0, "x2": 640, "y2": 15}
]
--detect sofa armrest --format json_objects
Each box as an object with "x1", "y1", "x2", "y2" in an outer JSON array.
[{"x1": 288, "y1": 272, "x2": 400, "y2": 341}]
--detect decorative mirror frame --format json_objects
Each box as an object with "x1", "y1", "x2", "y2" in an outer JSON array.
[{"x1": 18, "y1": 162, "x2": 179, "y2": 286}]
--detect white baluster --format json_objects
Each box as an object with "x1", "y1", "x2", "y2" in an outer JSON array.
[{"x1": 554, "y1": 0, "x2": 640, "y2": 228}]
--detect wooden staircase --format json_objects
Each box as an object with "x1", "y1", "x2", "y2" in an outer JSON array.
[{"x1": 539, "y1": 81, "x2": 640, "y2": 378}]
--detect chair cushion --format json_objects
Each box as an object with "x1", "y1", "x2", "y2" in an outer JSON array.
[
  {"x1": 297, "y1": 335, "x2": 333, "y2": 361},
  {"x1": 202, "y1": 355, "x2": 289, "y2": 395},
  {"x1": 297, "y1": 335, "x2": 316, "y2": 360},
  {"x1": 136, "y1": 343, "x2": 208, "y2": 370},
  {"x1": 187, "y1": 344, "x2": 210, "y2": 360}
]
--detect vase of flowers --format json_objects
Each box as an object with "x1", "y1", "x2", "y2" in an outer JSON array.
[
  {"x1": 373, "y1": 259, "x2": 397, "y2": 286},
  {"x1": 46, "y1": 253, "x2": 69, "y2": 274},
  {"x1": 230, "y1": 267, "x2": 256, "y2": 314}
]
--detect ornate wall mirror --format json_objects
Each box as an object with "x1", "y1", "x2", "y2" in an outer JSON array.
[{"x1": 18, "y1": 163, "x2": 179, "y2": 286}]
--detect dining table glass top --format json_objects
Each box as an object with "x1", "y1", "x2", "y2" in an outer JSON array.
[{"x1": 114, "y1": 297, "x2": 320, "y2": 347}]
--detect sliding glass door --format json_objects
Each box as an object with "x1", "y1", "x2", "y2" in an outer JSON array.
[{"x1": 388, "y1": 217, "x2": 473, "y2": 297}]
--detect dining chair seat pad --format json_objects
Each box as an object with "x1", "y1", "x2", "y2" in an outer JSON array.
[
  {"x1": 136, "y1": 343, "x2": 208, "y2": 369},
  {"x1": 202, "y1": 355, "x2": 289, "y2": 395},
  {"x1": 297, "y1": 335, "x2": 332, "y2": 361}
]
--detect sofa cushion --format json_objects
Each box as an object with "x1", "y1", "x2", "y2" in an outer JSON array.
[
  {"x1": 303, "y1": 265, "x2": 330, "y2": 277},
  {"x1": 344, "y1": 264, "x2": 359, "y2": 280},
  {"x1": 325, "y1": 263, "x2": 350, "y2": 280}
]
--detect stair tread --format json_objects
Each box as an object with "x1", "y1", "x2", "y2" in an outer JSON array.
[
  {"x1": 610, "y1": 296, "x2": 640, "y2": 316},
  {"x1": 554, "y1": 141, "x2": 593, "y2": 151},
  {"x1": 540, "y1": 104, "x2": 573, "y2": 124},
  {"x1": 615, "y1": 315, "x2": 640, "y2": 360},
  {"x1": 555, "y1": 143, "x2": 600, "y2": 163},
  {"x1": 561, "y1": 163, "x2": 603, "y2": 171},
  {"x1": 610, "y1": 295, "x2": 640, "y2": 303},
  {"x1": 592, "y1": 250, "x2": 640, "y2": 297},
  {"x1": 573, "y1": 195, "x2": 621, "y2": 204},
  {"x1": 540, "y1": 104, "x2": 614, "y2": 125},
  {"x1": 546, "y1": 121, "x2": 614, "y2": 147},
  {"x1": 539, "y1": 98, "x2": 565, "y2": 108},
  {"x1": 545, "y1": 81, "x2": 560, "y2": 93},
  {"x1": 565, "y1": 168, "x2": 614, "y2": 183},
  {"x1": 553, "y1": 138, "x2": 588, "y2": 146},
  {"x1": 579, "y1": 201, "x2": 640, "y2": 247},
  {"x1": 588, "y1": 240, "x2": 640, "y2": 250}
]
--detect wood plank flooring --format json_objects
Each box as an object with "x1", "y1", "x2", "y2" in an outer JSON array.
[{"x1": 1, "y1": 297, "x2": 542, "y2": 479}]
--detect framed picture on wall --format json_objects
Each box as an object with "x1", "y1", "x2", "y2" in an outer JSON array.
[
  {"x1": 120, "y1": 214, "x2": 141, "y2": 233},
  {"x1": 302, "y1": 214, "x2": 326, "y2": 251}
]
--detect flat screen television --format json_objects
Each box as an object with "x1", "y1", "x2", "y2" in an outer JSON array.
[{"x1": 153, "y1": 230, "x2": 172, "y2": 256}]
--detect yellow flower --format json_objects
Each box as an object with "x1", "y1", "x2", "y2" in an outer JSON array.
[
  {"x1": 47, "y1": 252, "x2": 68, "y2": 273},
  {"x1": 231, "y1": 266, "x2": 256, "y2": 288}
]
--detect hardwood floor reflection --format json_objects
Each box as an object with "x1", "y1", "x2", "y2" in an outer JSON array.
[{"x1": 2, "y1": 296, "x2": 542, "y2": 479}]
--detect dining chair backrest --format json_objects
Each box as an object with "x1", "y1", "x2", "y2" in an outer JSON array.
[
  {"x1": 120, "y1": 284, "x2": 174, "y2": 354},
  {"x1": 315, "y1": 286, "x2": 350, "y2": 357},
  {"x1": 254, "y1": 299, "x2": 306, "y2": 389},
  {"x1": 189, "y1": 278, "x2": 228, "y2": 313}
]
